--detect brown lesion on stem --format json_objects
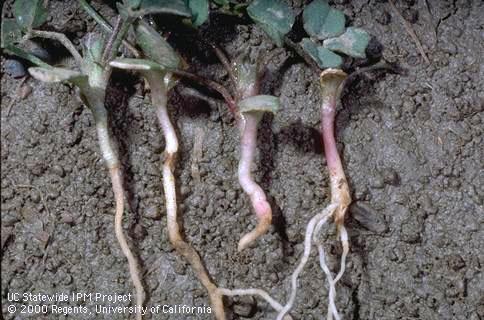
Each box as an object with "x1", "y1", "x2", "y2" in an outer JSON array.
[
  {"x1": 333, "y1": 178, "x2": 351, "y2": 229},
  {"x1": 319, "y1": 69, "x2": 351, "y2": 229}
]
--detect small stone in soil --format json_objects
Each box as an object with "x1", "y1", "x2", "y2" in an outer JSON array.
[
  {"x1": 232, "y1": 295, "x2": 256, "y2": 317},
  {"x1": 145, "y1": 205, "x2": 160, "y2": 220},
  {"x1": 4, "y1": 60, "x2": 27, "y2": 79},
  {"x1": 31, "y1": 47, "x2": 52, "y2": 63}
]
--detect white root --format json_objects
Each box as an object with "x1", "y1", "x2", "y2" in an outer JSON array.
[
  {"x1": 314, "y1": 214, "x2": 349, "y2": 320},
  {"x1": 317, "y1": 245, "x2": 339, "y2": 320},
  {"x1": 276, "y1": 204, "x2": 337, "y2": 320}
]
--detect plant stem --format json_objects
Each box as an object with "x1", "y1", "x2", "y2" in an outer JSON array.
[
  {"x1": 318, "y1": 69, "x2": 351, "y2": 320},
  {"x1": 102, "y1": 17, "x2": 133, "y2": 79},
  {"x1": 319, "y1": 70, "x2": 351, "y2": 227},
  {"x1": 147, "y1": 74, "x2": 226, "y2": 320},
  {"x1": 92, "y1": 108, "x2": 119, "y2": 169},
  {"x1": 171, "y1": 69, "x2": 238, "y2": 117},
  {"x1": 108, "y1": 18, "x2": 132, "y2": 61},
  {"x1": 237, "y1": 113, "x2": 272, "y2": 251},
  {"x1": 78, "y1": 0, "x2": 140, "y2": 57},
  {"x1": 210, "y1": 43, "x2": 237, "y2": 90},
  {"x1": 102, "y1": 16, "x2": 123, "y2": 65},
  {"x1": 88, "y1": 95, "x2": 145, "y2": 319},
  {"x1": 279, "y1": 70, "x2": 351, "y2": 320},
  {"x1": 28, "y1": 30, "x2": 83, "y2": 65},
  {"x1": 4, "y1": 45, "x2": 50, "y2": 68},
  {"x1": 79, "y1": 0, "x2": 112, "y2": 32}
]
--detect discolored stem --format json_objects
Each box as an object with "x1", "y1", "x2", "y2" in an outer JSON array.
[
  {"x1": 147, "y1": 74, "x2": 226, "y2": 320},
  {"x1": 106, "y1": 18, "x2": 132, "y2": 63},
  {"x1": 102, "y1": 16, "x2": 123, "y2": 64},
  {"x1": 93, "y1": 110, "x2": 119, "y2": 169},
  {"x1": 88, "y1": 94, "x2": 145, "y2": 319},
  {"x1": 171, "y1": 69, "x2": 238, "y2": 116},
  {"x1": 230, "y1": 57, "x2": 275, "y2": 250},
  {"x1": 237, "y1": 113, "x2": 272, "y2": 251},
  {"x1": 318, "y1": 69, "x2": 351, "y2": 320},
  {"x1": 78, "y1": 0, "x2": 140, "y2": 57},
  {"x1": 319, "y1": 69, "x2": 351, "y2": 227},
  {"x1": 210, "y1": 44, "x2": 237, "y2": 90},
  {"x1": 279, "y1": 70, "x2": 351, "y2": 320}
]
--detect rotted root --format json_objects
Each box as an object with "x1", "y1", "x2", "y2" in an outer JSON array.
[{"x1": 238, "y1": 210, "x2": 271, "y2": 251}]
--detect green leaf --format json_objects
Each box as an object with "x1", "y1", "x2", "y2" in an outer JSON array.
[
  {"x1": 233, "y1": 3, "x2": 249, "y2": 14},
  {"x1": 3, "y1": 45, "x2": 50, "y2": 67},
  {"x1": 1, "y1": 19, "x2": 22, "y2": 48},
  {"x1": 303, "y1": 0, "x2": 345, "y2": 40},
  {"x1": 110, "y1": 58, "x2": 165, "y2": 72},
  {"x1": 188, "y1": 0, "x2": 209, "y2": 27},
  {"x1": 14, "y1": 0, "x2": 48, "y2": 31},
  {"x1": 247, "y1": 0, "x2": 295, "y2": 47},
  {"x1": 135, "y1": 22, "x2": 181, "y2": 69},
  {"x1": 124, "y1": 0, "x2": 142, "y2": 8},
  {"x1": 212, "y1": 0, "x2": 229, "y2": 5},
  {"x1": 137, "y1": 0, "x2": 191, "y2": 17},
  {"x1": 238, "y1": 95, "x2": 280, "y2": 114},
  {"x1": 29, "y1": 67, "x2": 88, "y2": 88},
  {"x1": 301, "y1": 38, "x2": 342, "y2": 69},
  {"x1": 323, "y1": 27, "x2": 370, "y2": 59},
  {"x1": 116, "y1": 2, "x2": 131, "y2": 19}
]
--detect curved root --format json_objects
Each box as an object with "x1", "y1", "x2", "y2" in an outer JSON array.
[
  {"x1": 238, "y1": 214, "x2": 271, "y2": 251},
  {"x1": 276, "y1": 204, "x2": 337, "y2": 320},
  {"x1": 111, "y1": 167, "x2": 145, "y2": 320},
  {"x1": 314, "y1": 209, "x2": 349, "y2": 320}
]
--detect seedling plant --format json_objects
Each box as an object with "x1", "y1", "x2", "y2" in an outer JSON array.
[
  {"x1": 0, "y1": 0, "x2": 182, "y2": 317},
  {"x1": 109, "y1": 19, "x2": 230, "y2": 319},
  {"x1": 216, "y1": 50, "x2": 281, "y2": 252},
  {"x1": 247, "y1": 0, "x2": 371, "y2": 319}
]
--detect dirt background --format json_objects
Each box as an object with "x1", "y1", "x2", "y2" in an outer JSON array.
[{"x1": 1, "y1": 0, "x2": 483, "y2": 319}]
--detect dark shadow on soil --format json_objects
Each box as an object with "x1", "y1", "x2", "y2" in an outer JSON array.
[
  {"x1": 278, "y1": 120, "x2": 323, "y2": 155},
  {"x1": 153, "y1": 11, "x2": 249, "y2": 65}
]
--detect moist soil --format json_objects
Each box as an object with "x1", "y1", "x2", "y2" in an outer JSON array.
[{"x1": 1, "y1": 0, "x2": 483, "y2": 319}]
